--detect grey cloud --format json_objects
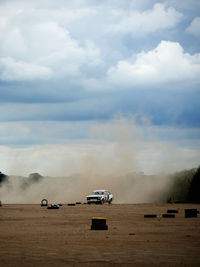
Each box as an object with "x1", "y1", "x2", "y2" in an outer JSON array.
[{"x1": 0, "y1": 0, "x2": 199, "y2": 151}]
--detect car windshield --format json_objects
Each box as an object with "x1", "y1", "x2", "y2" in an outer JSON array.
[{"x1": 92, "y1": 191, "x2": 105, "y2": 195}]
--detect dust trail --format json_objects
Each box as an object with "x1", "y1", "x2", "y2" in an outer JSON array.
[{"x1": 0, "y1": 116, "x2": 198, "y2": 204}]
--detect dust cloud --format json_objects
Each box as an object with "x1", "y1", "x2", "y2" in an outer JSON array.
[{"x1": 0, "y1": 116, "x2": 197, "y2": 204}]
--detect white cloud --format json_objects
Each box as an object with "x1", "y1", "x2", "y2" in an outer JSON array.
[
  {"x1": 30, "y1": 22, "x2": 101, "y2": 76},
  {"x1": 108, "y1": 3, "x2": 183, "y2": 35},
  {"x1": 0, "y1": 20, "x2": 101, "y2": 80},
  {"x1": 0, "y1": 57, "x2": 52, "y2": 81},
  {"x1": 0, "y1": 2, "x2": 101, "y2": 81},
  {"x1": 107, "y1": 40, "x2": 200, "y2": 86},
  {"x1": 0, "y1": 16, "x2": 27, "y2": 57},
  {"x1": 186, "y1": 17, "x2": 200, "y2": 37}
]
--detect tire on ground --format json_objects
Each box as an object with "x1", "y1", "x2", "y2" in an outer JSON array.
[
  {"x1": 91, "y1": 217, "x2": 108, "y2": 230},
  {"x1": 144, "y1": 214, "x2": 157, "y2": 218},
  {"x1": 41, "y1": 199, "x2": 48, "y2": 206},
  {"x1": 47, "y1": 204, "x2": 59, "y2": 209},
  {"x1": 185, "y1": 209, "x2": 198, "y2": 218},
  {"x1": 162, "y1": 214, "x2": 175, "y2": 218}
]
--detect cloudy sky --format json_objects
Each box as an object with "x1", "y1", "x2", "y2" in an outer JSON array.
[{"x1": 0, "y1": 0, "x2": 200, "y2": 176}]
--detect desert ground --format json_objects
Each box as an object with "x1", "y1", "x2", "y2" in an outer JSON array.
[{"x1": 0, "y1": 203, "x2": 200, "y2": 266}]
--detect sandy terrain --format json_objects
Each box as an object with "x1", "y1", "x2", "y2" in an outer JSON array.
[{"x1": 0, "y1": 203, "x2": 200, "y2": 266}]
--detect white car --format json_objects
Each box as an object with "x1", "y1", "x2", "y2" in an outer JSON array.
[{"x1": 86, "y1": 190, "x2": 113, "y2": 204}]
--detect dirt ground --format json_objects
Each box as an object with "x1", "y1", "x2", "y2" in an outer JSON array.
[{"x1": 0, "y1": 203, "x2": 200, "y2": 266}]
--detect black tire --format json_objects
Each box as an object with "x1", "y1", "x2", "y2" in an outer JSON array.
[
  {"x1": 162, "y1": 214, "x2": 175, "y2": 218},
  {"x1": 41, "y1": 199, "x2": 48, "y2": 206},
  {"x1": 48, "y1": 206, "x2": 59, "y2": 209},
  {"x1": 185, "y1": 209, "x2": 198, "y2": 218},
  {"x1": 91, "y1": 224, "x2": 108, "y2": 230},
  {"x1": 144, "y1": 214, "x2": 157, "y2": 218}
]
